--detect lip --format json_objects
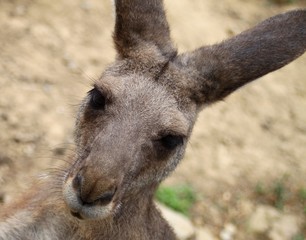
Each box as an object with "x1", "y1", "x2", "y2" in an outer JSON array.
[
  {"x1": 67, "y1": 203, "x2": 115, "y2": 220},
  {"x1": 63, "y1": 176, "x2": 116, "y2": 220},
  {"x1": 70, "y1": 211, "x2": 84, "y2": 220}
]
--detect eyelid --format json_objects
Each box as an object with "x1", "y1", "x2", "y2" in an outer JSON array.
[
  {"x1": 156, "y1": 131, "x2": 187, "y2": 140},
  {"x1": 88, "y1": 84, "x2": 113, "y2": 102},
  {"x1": 161, "y1": 113, "x2": 190, "y2": 138}
]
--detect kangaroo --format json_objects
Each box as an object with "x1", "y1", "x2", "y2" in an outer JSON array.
[{"x1": 0, "y1": 1, "x2": 305, "y2": 239}]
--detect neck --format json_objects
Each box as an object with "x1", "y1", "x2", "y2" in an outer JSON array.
[{"x1": 0, "y1": 179, "x2": 175, "y2": 240}]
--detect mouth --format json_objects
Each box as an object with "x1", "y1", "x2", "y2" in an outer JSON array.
[
  {"x1": 70, "y1": 211, "x2": 83, "y2": 220},
  {"x1": 62, "y1": 176, "x2": 117, "y2": 220},
  {"x1": 67, "y1": 203, "x2": 115, "y2": 220}
]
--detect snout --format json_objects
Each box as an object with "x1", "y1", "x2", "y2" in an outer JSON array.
[{"x1": 63, "y1": 166, "x2": 120, "y2": 220}]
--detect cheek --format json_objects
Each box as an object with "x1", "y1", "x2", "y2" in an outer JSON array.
[
  {"x1": 75, "y1": 121, "x2": 95, "y2": 149},
  {"x1": 128, "y1": 147, "x2": 184, "y2": 186},
  {"x1": 75, "y1": 110, "x2": 107, "y2": 148},
  {"x1": 155, "y1": 146, "x2": 187, "y2": 180}
]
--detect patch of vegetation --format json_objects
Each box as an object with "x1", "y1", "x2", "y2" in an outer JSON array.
[
  {"x1": 255, "y1": 181, "x2": 306, "y2": 219},
  {"x1": 267, "y1": 0, "x2": 299, "y2": 5},
  {"x1": 156, "y1": 185, "x2": 197, "y2": 216},
  {"x1": 255, "y1": 182, "x2": 266, "y2": 196},
  {"x1": 299, "y1": 188, "x2": 306, "y2": 201},
  {"x1": 299, "y1": 188, "x2": 306, "y2": 215},
  {"x1": 292, "y1": 234, "x2": 305, "y2": 240},
  {"x1": 255, "y1": 180, "x2": 288, "y2": 210},
  {"x1": 254, "y1": 178, "x2": 290, "y2": 210},
  {"x1": 273, "y1": 181, "x2": 287, "y2": 210},
  {"x1": 268, "y1": 0, "x2": 306, "y2": 5}
]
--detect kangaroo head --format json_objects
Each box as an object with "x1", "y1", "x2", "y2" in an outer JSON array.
[{"x1": 62, "y1": 0, "x2": 306, "y2": 220}]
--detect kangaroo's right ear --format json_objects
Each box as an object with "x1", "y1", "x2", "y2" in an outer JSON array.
[
  {"x1": 176, "y1": 10, "x2": 306, "y2": 105},
  {"x1": 113, "y1": 0, "x2": 176, "y2": 60}
]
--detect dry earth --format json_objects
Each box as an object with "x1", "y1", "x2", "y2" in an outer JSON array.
[{"x1": 0, "y1": 0, "x2": 305, "y2": 239}]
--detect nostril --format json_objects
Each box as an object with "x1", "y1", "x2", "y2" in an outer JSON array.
[{"x1": 72, "y1": 172, "x2": 83, "y2": 191}]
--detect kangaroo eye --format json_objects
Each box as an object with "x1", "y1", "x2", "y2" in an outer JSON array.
[
  {"x1": 89, "y1": 88, "x2": 106, "y2": 110},
  {"x1": 159, "y1": 135, "x2": 184, "y2": 150}
]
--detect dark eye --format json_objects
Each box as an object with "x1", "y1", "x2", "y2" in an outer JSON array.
[
  {"x1": 159, "y1": 135, "x2": 184, "y2": 150},
  {"x1": 89, "y1": 88, "x2": 106, "y2": 110}
]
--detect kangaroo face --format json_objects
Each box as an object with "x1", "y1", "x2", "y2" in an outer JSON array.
[
  {"x1": 62, "y1": 61, "x2": 195, "y2": 220},
  {"x1": 62, "y1": 0, "x2": 306, "y2": 221}
]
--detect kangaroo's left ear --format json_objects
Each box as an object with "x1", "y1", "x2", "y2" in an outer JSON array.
[
  {"x1": 113, "y1": 0, "x2": 176, "y2": 60},
  {"x1": 175, "y1": 10, "x2": 306, "y2": 105}
]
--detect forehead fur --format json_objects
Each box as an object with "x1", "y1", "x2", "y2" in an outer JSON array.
[{"x1": 94, "y1": 72, "x2": 191, "y2": 136}]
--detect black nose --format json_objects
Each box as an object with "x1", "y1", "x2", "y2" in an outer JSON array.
[{"x1": 72, "y1": 171, "x2": 117, "y2": 206}]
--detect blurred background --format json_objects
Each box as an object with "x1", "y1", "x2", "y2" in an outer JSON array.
[{"x1": 0, "y1": 0, "x2": 305, "y2": 239}]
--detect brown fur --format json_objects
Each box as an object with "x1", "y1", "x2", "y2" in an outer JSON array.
[{"x1": 0, "y1": 1, "x2": 305, "y2": 239}]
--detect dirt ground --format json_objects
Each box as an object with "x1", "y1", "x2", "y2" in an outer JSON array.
[{"x1": 0, "y1": 0, "x2": 305, "y2": 239}]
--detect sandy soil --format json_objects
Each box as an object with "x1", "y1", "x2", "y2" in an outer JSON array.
[{"x1": 0, "y1": 0, "x2": 305, "y2": 239}]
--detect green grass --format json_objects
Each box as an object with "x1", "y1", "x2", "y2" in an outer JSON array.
[
  {"x1": 267, "y1": 0, "x2": 306, "y2": 5},
  {"x1": 273, "y1": 181, "x2": 287, "y2": 210},
  {"x1": 255, "y1": 182, "x2": 266, "y2": 196},
  {"x1": 292, "y1": 234, "x2": 305, "y2": 240},
  {"x1": 254, "y1": 179, "x2": 288, "y2": 210},
  {"x1": 156, "y1": 185, "x2": 197, "y2": 216},
  {"x1": 299, "y1": 188, "x2": 306, "y2": 201},
  {"x1": 268, "y1": 0, "x2": 299, "y2": 4},
  {"x1": 300, "y1": 188, "x2": 306, "y2": 216}
]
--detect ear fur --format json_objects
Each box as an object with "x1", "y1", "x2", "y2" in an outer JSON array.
[
  {"x1": 113, "y1": 0, "x2": 176, "y2": 60},
  {"x1": 175, "y1": 10, "x2": 306, "y2": 104}
]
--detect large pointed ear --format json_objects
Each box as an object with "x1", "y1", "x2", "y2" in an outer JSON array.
[
  {"x1": 176, "y1": 10, "x2": 306, "y2": 105},
  {"x1": 113, "y1": 0, "x2": 176, "y2": 60}
]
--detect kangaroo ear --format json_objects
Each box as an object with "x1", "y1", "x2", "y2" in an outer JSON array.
[
  {"x1": 113, "y1": 0, "x2": 176, "y2": 60},
  {"x1": 176, "y1": 10, "x2": 306, "y2": 105}
]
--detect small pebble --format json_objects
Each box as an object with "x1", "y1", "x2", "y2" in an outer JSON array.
[{"x1": 220, "y1": 223, "x2": 237, "y2": 240}]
